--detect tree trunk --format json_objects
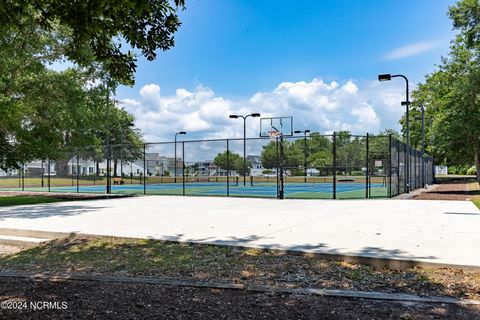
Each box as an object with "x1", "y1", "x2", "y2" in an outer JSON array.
[
  {"x1": 113, "y1": 159, "x2": 118, "y2": 177},
  {"x1": 475, "y1": 145, "x2": 480, "y2": 185}
]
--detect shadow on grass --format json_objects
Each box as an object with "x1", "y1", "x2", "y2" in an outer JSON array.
[
  {"x1": 2, "y1": 234, "x2": 478, "y2": 309},
  {"x1": 0, "y1": 203, "x2": 108, "y2": 220}
]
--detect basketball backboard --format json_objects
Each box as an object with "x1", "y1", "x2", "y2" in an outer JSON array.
[{"x1": 259, "y1": 116, "x2": 293, "y2": 137}]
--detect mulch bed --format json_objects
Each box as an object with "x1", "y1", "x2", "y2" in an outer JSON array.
[
  {"x1": 413, "y1": 181, "x2": 477, "y2": 201},
  {"x1": 0, "y1": 277, "x2": 479, "y2": 319},
  {"x1": 2, "y1": 236, "x2": 480, "y2": 301}
]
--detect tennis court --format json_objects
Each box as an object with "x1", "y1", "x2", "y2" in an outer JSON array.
[{"x1": 2, "y1": 180, "x2": 389, "y2": 199}]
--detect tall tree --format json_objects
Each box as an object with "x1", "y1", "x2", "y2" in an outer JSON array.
[
  {"x1": 213, "y1": 151, "x2": 251, "y2": 175},
  {"x1": 408, "y1": 0, "x2": 480, "y2": 182},
  {"x1": 0, "y1": 0, "x2": 185, "y2": 85},
  {"x1": 0, "y1": 11, "x2": 146, "y2": 170}
]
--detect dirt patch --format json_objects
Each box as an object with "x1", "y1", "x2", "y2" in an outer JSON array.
[
  {"x1": 0, "y1": 277, "x2": 478, "y2": 319},
  {"x1": 413, "y1": 181, "x2": 480, "y2": 201},
  {"x1": 0, "y1": 245, "x2": 22, "y2": 257}
]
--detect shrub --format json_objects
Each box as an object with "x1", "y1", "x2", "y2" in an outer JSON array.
[
  {"x1": 290, "y1": 168, "x2": 305, "y2": 176},
  {"x1": 350, "y1": 170, "x2": 364, "y2": 176},
  {"x1": 448, "y1": 165, "x2": 470, "y2": 175},
  {"x1": 467, "y1": 166, "x2": 477, "y2": 176}
]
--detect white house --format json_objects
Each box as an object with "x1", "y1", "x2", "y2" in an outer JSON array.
[
  {"x1": 247, "y1": 155, "x2": 264, "y2": 176},
  {"x1": 0, "y1": 161, "x2": 56, "y2": 177}
]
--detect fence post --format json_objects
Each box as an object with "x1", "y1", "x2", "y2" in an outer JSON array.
[
  {"x1": 41, "y1": 160, "x2": 44, "y2": 188},
  {"x1": 389, "y1": 134, "x2": 392, "y2": 198},
  {"x1": 278, "y1": 135, "x2": 285, "y2": 199},
  {"x1": 365, "y1": 133, "x2": 369, "y2": 199},
  {"x1": 76, "y1": 151, "x2": 79, "y2": 193},
  {"x1": 22, "y1": 163, "x2": 25, "y2": 191},
  {"x1": 226, "y1": 139, "x2": 230, "y2": 197},
  {"x1": 48, "y1": 159, "x2": 51, "y2": 192},
  {"x1": 106, "y1": 146, "x2": 110, "y2": 194},
  {"x1": 397, "y1": 141, "x2": 401, "y2": 193},
  {"x1": 276, "y1": 137, "x2": 279, "y2": 197},
  {"x1": 182, "y1": 141, "x2": 185, "y2": 196},
  {"x1": 404, "y1": 143, "x2": 407, "y2": 193},
  {"x1": 413, "y1": 149, "x2": 418, "y2": 190},
  {"x1": 333, "y1": 133, "x2": 336, "y2": 200},
  {"x1": 432, "y1": 154, "x2": 436, "y2": 184},
  {"x1": 143, "y1": 144, "x2": 146, "y2": 195}
]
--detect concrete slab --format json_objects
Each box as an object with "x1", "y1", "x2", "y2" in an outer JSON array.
[{"x1": 0, "y1": 196, "x2": 479, "y2": 268}]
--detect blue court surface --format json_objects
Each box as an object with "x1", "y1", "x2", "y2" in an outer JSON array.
[{"x1": 37, "y1": 182, "x2": 388, "y2": 199}]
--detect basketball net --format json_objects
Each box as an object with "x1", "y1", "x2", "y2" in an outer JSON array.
[{"x1": 268, "y1": 130, "x2": 281, "y2": 141}]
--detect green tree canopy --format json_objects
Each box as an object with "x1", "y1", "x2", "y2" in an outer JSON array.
[
  {"x1": 260, "y1": 140, "x2": 303, "y2": 169},
  {"x1": 0, "y1": 12, "x2": 145, "y2": 169},
  {"x1": 213, "y1": 151, "x2": 251, "y2": 175},
  {"x1": 0, "y1": 0, "x2": 185, "y2": 85},
  {"x1": 406, "y1": 0, "x2": 480, "y2": 182}
]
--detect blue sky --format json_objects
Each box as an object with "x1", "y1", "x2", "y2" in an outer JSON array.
[{"x1": 118, "y1": 0, "x2": 457, "y2": 144}]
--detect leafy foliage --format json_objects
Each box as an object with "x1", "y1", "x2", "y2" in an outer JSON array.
[
  {"x1": 213, "y1": 151, "x2": 251, "y2": 175},
  {"x1": 407, "y1": 0, "x2": 480, "y2": 181},
  {"x1": 0, "y1": 0, "x2": 185, "y2": 85},
  {"x1": 0, "y1": 10, "x2": 145, "y2": 169}
]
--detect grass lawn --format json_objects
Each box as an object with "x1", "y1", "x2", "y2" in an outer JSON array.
[
  {"x1": 0, "y1": 195, "x2": 69, "y2": 206},
  {"x1": 468, "y1": 182, "x2": 480, "y2": 209},
  {"x1": 473, "y1": 199, "x2": 480, "y2": 209},
  {"x1": 1, "y1": 235, "x2": 479, "y2": 300}
]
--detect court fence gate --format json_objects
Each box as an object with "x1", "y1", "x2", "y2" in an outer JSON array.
[{"x1": 0, "y1": 133, "x2": 433, "y2": 200}]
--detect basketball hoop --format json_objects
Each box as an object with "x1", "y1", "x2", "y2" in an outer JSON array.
[{"x1": 268, "y1": 130, "x2": 281, "y2": 141}]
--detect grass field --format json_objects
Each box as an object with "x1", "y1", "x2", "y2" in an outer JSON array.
[{"x1": 0, "y1": 195, "x2": 68, "y2": 206}]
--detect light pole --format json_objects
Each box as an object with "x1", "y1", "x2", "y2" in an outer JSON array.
[
  {"x1": 105, "y1": 82, "x2": 112, "y2": 194},
  {"x1": 294, "y1": 130, "x2": 311, "y2": 182},
  {"x1": 414, "y1": 104, "x2": 425, "y2": 188},
  {"x1": 429, "y1": 118, "x2": 435, "y2": 184},
  {"x1": 229, "y1": 113, "x2": 261, "y2": 186},
  {"x1": 174, "y1": 131, "x2": 186, "y2": 183},
  {"x1": 120, "y1": 122, "x2": 135, "y2": 178},
  {"x1": 378, "y1": 73, "x2": 410, "y2": 192}
]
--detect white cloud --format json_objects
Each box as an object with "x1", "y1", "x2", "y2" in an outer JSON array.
[
  {"x1": 384, "y1": 40, "x2": 444, "y2": 60},
  {"x1": 139, "y1": 84, "x2": 161, "y2": 99},
  {"x1": 120, "y1": 78, "x2": 406, "y2": 160},
  {"x1": 351, "y1": 104, "x2": 379, "y2": 125}
]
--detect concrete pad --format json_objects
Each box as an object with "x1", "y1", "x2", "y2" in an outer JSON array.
[{"x1": 0, "y1": 196, "x2": 479, "y2": 268}]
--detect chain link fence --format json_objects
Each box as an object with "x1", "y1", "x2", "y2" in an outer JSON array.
[{"x1": 0, "y1": 133, "x2": 433, "y2": 199}]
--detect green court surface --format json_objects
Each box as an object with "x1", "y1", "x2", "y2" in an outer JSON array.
[{"x1": 0, "y1": 176, "x2": 390, "y2": 199}]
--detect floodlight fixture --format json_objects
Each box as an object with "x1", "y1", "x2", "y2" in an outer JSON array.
[{"x1": 378, "y1": 74, "x2": 392, "y2": 81}]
